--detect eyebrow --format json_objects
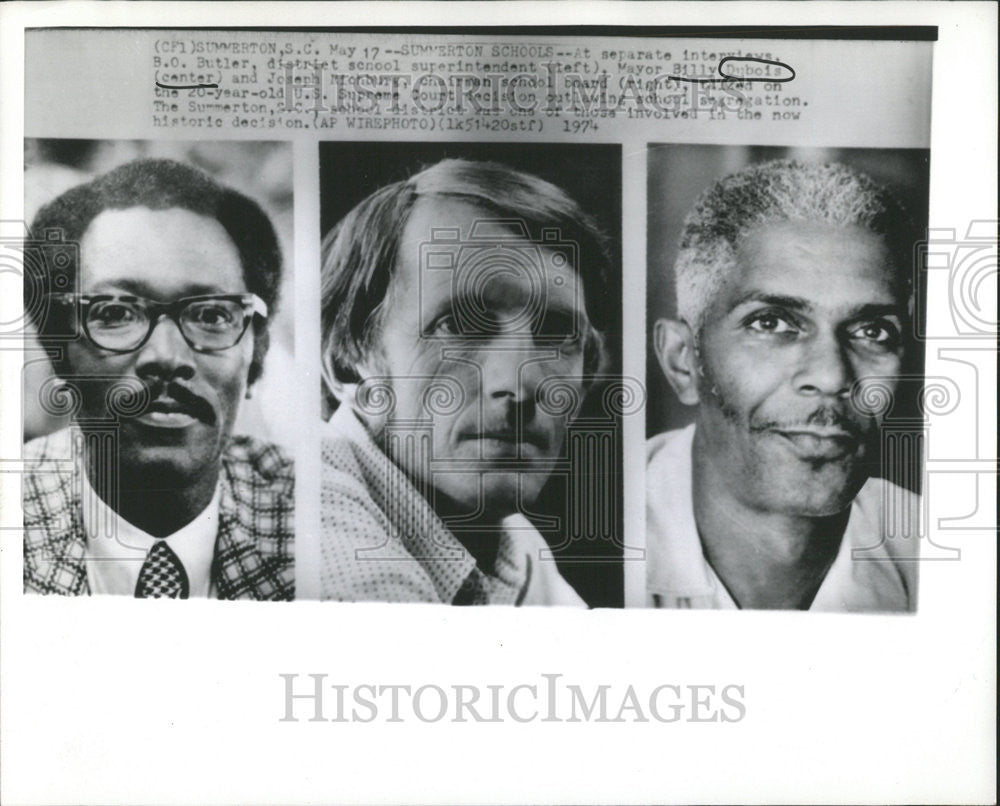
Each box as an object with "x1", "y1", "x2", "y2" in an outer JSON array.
[
  {"x1": 847, "y1": 302, "x2": 907, "y2": 320},
  {"x1": 90, "y1": 279, "x2": 234, "y2": 298},
  {"x1": 727, "y1": 292, "x2": 814, "y2": 314},
  {"x1": 419, "y1": 294, "x2": 585, "y2": 328},
  {"x1": 728, "y1": 292, "x2": 906, "y2": 320},
  {"x1": 420, "y1": 297, "x2": 455, "y2": 325}
]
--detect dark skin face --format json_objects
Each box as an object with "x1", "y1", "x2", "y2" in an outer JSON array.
[
  {"x1": 655, "y1": 220, "x2": 908, "y2": 608},
  {"x1": 65, "y1": 207, "x2": 255, "y2": 535},
  {"x1": 658, "y1": 220, "x2": 906, "y2": 517},
  {"x1": 692, "y1": 220, "x2": 905, "y2": 517}
]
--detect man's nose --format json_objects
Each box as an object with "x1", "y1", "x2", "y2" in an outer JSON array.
[
  {"x1": 134, "y1": 316, "x2": 196, "y2": 380},
  {"x1": 479, "y1": 341, "x2": 545, "y2": 404},
  {"x1": 793, "y1": 332, "x2": 853, "y2": 398}
]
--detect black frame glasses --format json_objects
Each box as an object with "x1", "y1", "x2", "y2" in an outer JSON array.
[{"x1": 49, "y1": 293, "x2": 268, "y2": 353}]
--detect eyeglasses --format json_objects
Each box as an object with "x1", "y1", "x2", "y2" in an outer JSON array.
[{"x1": 50, "y1": 293, "x2": 268, "y2": 353}]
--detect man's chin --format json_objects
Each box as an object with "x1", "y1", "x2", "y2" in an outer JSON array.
[
  {"x1": 783, "y1": 494, "x2": 856, "y2": 519},
  {"x1": 481, "y1": 474, "x2": 539, "y2": 513},
  {"x1": 749, "y1": 435, "x2": 865, "y2": 505},
  {"x1": 118, "y1": 444, "x2": 221, "y2": 488},
  {"x1": 429, "y1": 473, "x2": 544, "y2": 520},
  {"x1": 773, "y1": 467, "x2": 867, "y2": 518}
]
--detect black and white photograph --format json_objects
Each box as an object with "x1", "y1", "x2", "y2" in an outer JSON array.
[
  {"x1": 316, "y1": 142, "x2": 624, "y2": 607},
  {"x1": 0, "y1": 8, "x2": 995, "y2": 806},
  {"x1": 21, "y1": 139, "x2": 295, "y2": 599},
  {"x1": 645, "y1": 145, "x2": 930, "y2": 611}
]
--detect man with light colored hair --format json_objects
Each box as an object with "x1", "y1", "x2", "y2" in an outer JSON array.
[
  {"x1": 648, "y1": 159, "x2": 919, "y2": 611},
  {"x1": 320, "y1": 159, "x2": 611, "y2": 605}
]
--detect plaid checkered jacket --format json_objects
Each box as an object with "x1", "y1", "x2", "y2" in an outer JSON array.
[{"x1": 22, "y1": 429, "x2": 295, "y2": 599}]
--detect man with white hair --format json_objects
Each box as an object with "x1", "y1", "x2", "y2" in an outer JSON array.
[{"x1": 648, "y1": 159, "x2": 919, "y2": 611}]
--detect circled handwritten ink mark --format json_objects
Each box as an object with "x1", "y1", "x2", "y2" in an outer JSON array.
[
  {"x1": 155, "y1": 81, "x2": 219, "y2": 90},
  {"x1": 668, "y1": 57, "x2": 796, "y2": 85}
]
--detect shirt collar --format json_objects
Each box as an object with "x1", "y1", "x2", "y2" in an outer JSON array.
[
  {"x1": 645, "y1": 424, "x2": 907, "y2": 611},
  {"x1": 646, "y1": 424, "x2": 731, "y2": 607},
  {"x1": 328, "y1": 404, "x2": 584, "y2": 606},
  {"x1": 809, "y1": 485, "x2": 911, "y2": 612},
  {"x1": 81, "y1": 473, "x2": 220, "y2": 597},
  {"x1": 499, "y1": 513, "x2": 587, "y2": 607},
  {"x1": 327, "y1": 404, "x2": 476, "y2": 603}
]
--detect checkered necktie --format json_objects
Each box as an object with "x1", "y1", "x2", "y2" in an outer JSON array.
[{"x1": 135, "y1": 541, "x2": 189, "y2": 598}]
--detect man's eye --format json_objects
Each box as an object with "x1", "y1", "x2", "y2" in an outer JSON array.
[
  {"x1": 538, "y1": 311, "x2": 578, "y2": 341},
  {"x1": 550, "y1": 330, "x2": 585, "y2": 351},
  {"x1": 556, "y1": 332, "x2": 584, "y2": 349},
  {"x1": 746, "y1": 312, "x2": 796, "y2": 335},
  {"x1": 430, "y1": 315, "x2": 460, "y2": 336},
  {"x1": 851, "y1": 321, "x2": 900, "y2": 345},
  {"x1": 187, "y1": 303, "x2": 238, "y2": 330},
  {"x1": 89, "y1": 303, "x2": 139, "y2": 328}
]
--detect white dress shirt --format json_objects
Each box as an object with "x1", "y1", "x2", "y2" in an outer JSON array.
[
  {"x1": 81, "y1": 476, "x2": 221, "y2": 597},
  {"x1": 646, "y1": 424, "x2": 918, "y2": 612}
]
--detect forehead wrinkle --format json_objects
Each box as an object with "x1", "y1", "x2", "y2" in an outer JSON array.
[
  {"x1": 849, "y1": 302, "x2": 906, "y2": 320},
  {"x1": 80, "y1": 207, "x2": 245, "y2": 291},
  {"x1": 726, "y1": 291, "x2": 902, "y2": 326},
  {"x1": 721, "y1": 222, "x2": 902, "y2": 314},
  {"x1": 88, "y1": 278, "x2": 233, "y2": 298},
  {"x1": 392, "y1": 197, "x2": 589, "y2": 339},
  {"x1": 727, "y1": 291, "x2": 814, "y2": 314}
]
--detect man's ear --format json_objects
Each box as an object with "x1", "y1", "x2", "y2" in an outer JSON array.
[
  {"x1": 653, "y1": 318, "x2": 700, "y2": 406},
  {"x1": 321, "y1": 351, "x2": 356, "y2": 409},
  {"x1": 321, "y1": 350, "x2": 381, "y2": 416},
  {"x1": 327, "y1": 377, "x2": 358, "y2": 408}
]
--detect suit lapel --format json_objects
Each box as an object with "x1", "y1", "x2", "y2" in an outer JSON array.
[
  {"x1": 24, "y1": 430, "x2": 291, "y2": 600},
  {"x1": 23, "y1": 476, "x2": 90, "y2": 596},
  {"x1": 211, "y1": 463, "x2": 293, "y2": 601}
]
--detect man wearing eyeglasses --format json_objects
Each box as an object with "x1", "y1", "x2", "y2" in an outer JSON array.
[{"x1": 22, "y1": 158, "x2": 294, "y2": 599}]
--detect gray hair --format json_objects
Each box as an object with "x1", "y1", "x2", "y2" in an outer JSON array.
[{"x1": 674, "y1": 159, "x2": 915, "y2": 329}]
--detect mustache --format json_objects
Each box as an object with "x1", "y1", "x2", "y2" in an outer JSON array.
[
  {"x1": 139, "y1": 380, "x2": 216, "y2": 424},
  {"x1": 460, "y1": 417, "x2": 550, "y2": 449},
  {"x1": 751, "y1": 407, "x2": 865, "y2": 438}
]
